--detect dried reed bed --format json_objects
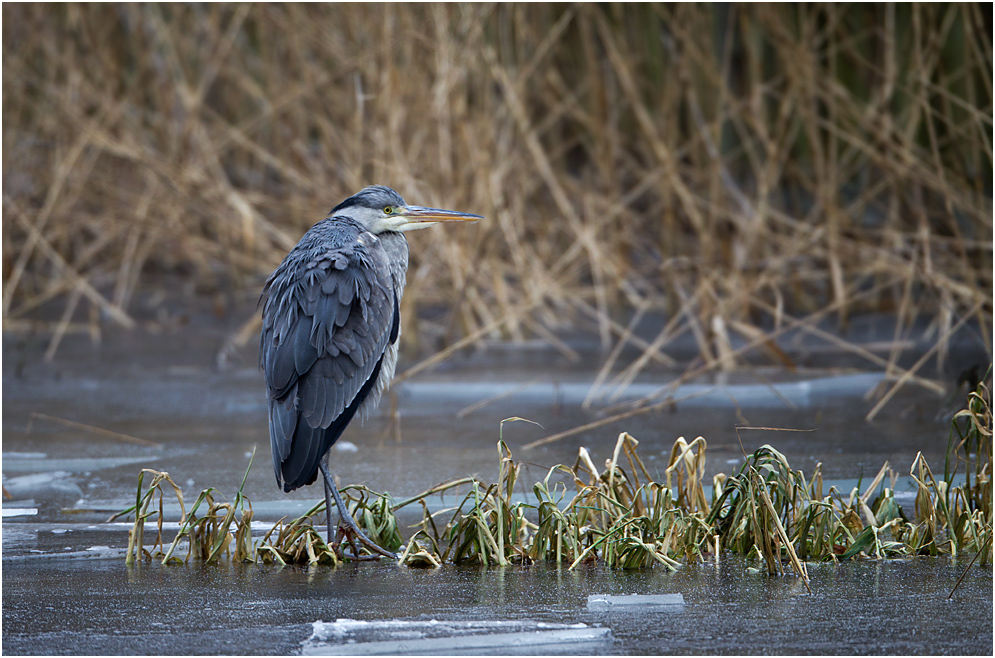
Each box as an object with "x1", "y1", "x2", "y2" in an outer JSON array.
[{"x1": 3, "y1": 5, "x2": 992, "y2": 402}]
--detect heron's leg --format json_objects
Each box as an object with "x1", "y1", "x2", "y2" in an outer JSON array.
[
  {"x1": 318, "y1": 461, "x2": 397, "y2": 560},
  {"x1": 322, "y1": 477, "x2": 335, "y2": 545},
  {"x1": 321, "y1": 456, "x2": 361, "y2": 556}
]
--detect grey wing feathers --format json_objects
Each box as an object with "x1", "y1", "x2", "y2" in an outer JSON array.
[{"x1": 260, "y1": 219, "x2": 398, "y2": 492}]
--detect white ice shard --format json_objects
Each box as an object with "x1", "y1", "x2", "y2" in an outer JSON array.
[
  {"x1": 586, "y1": 593, "x2": 685, "y2": 611},
  {"x1": 303, "y1": 619, "x2": 611, "y2": 655}
]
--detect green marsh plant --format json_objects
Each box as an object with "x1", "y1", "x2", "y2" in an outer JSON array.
[{"x1": 117, "y1": 383, "x2": 993, "y2": 572}]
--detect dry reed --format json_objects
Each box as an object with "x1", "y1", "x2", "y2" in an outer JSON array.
[{"x1": 3, "y1": 5, "x2": 991, "y2": 409}]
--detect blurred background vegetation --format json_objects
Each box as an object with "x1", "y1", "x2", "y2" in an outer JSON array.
[{"x1": 2, "y1": 3, "x2": 991, "y2": 378}]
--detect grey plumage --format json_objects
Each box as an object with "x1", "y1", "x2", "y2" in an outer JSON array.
[
  {"x1": 260, "y1": 186, "x2": 480, "y2": 499},
  {"x1": 261, "y1": 218, "x2": 404, "y2": 491}
]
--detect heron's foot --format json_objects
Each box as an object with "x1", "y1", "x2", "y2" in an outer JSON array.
[
  {"x1": 319, "y1": 461, "x2": 398, "y2": 561},
  {"x1": 332, "y1": 523, "x2": 361, "y2": 556},
  {"x1": 334, "y1": 524, "x2": 393, "y2": 561},
  {"x1": 333, "y1": 524, "x2": 364, "y2": 559}
]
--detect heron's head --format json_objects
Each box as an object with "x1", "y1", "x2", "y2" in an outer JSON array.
[{"x1": 329, "y1": 185, "x2": 482, "y2": 234}]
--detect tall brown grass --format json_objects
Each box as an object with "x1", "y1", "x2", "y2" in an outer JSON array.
[{"x1": 3, "y1": 5, "x2": 991, "y2": 404}]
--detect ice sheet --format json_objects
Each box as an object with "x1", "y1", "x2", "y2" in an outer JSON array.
[
  {"x1": 1, "y1": 455, "x2": 158, "y2": 473},
  {"x1": 302, "y1": 619, "x2": 612, "y2": 655},
  {"x1": 2, "y1": 472, "x2": 84, "y2": 501},
  {"x1": 399, "y1": 372, "x2": 887, "y2": 411},
  {"x1": 587, "y1": 593, "x2": 685, "y2": 611}
]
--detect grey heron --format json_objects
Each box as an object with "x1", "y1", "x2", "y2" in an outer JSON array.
[{"x1": 260, "y1": 185, "x2": 481, "y2": 559}]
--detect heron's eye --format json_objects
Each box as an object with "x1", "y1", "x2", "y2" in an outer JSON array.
[{"x1": 383, "y1": 206, "x2": 393, "y2": 215}]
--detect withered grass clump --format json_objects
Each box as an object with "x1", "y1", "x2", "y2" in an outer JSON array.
[
  {"x1": 940, "y1": 367, "x2": 993, "y2": 558},
  {"x1": 111, "y1": 448, "x2": 258, "y2": 565},
  {"x1": 117, "y1": 378, "x2": 992, "y2": 578},
  {"x1": 3, "y1": 5, "x2": 991, "y2": 409}
]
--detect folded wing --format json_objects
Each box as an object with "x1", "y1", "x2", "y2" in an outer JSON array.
[{"x1": 260, "y1": 220, "x2": 396, "y2": 492}]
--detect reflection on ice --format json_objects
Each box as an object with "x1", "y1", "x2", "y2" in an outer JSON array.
[{"x1": 302, "y1": 618, "x2": 612, "y2": 655}]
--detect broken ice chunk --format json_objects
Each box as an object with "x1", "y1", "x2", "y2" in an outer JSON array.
[
  {"x1": 587, "y1": 593, "x2": 685, "y2": 611},
  {"x1": 303, "y1": 619, "x2": 611, "y2": 655}
]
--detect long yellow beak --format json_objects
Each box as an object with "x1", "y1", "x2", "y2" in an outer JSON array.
[{"x1": 397, "y1": 205, "x2": 484, "y2": 231}]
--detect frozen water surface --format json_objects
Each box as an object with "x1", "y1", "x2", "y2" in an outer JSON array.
[
  {"x1": 3, "y1": 332, "x2": 977, "y2": 514},
  {"x1": 2, "y1": 312, "x2": 991, "y2": 654},
  {"x1": 1, "y1": 556, "x2": 990, "y2": 655}
]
